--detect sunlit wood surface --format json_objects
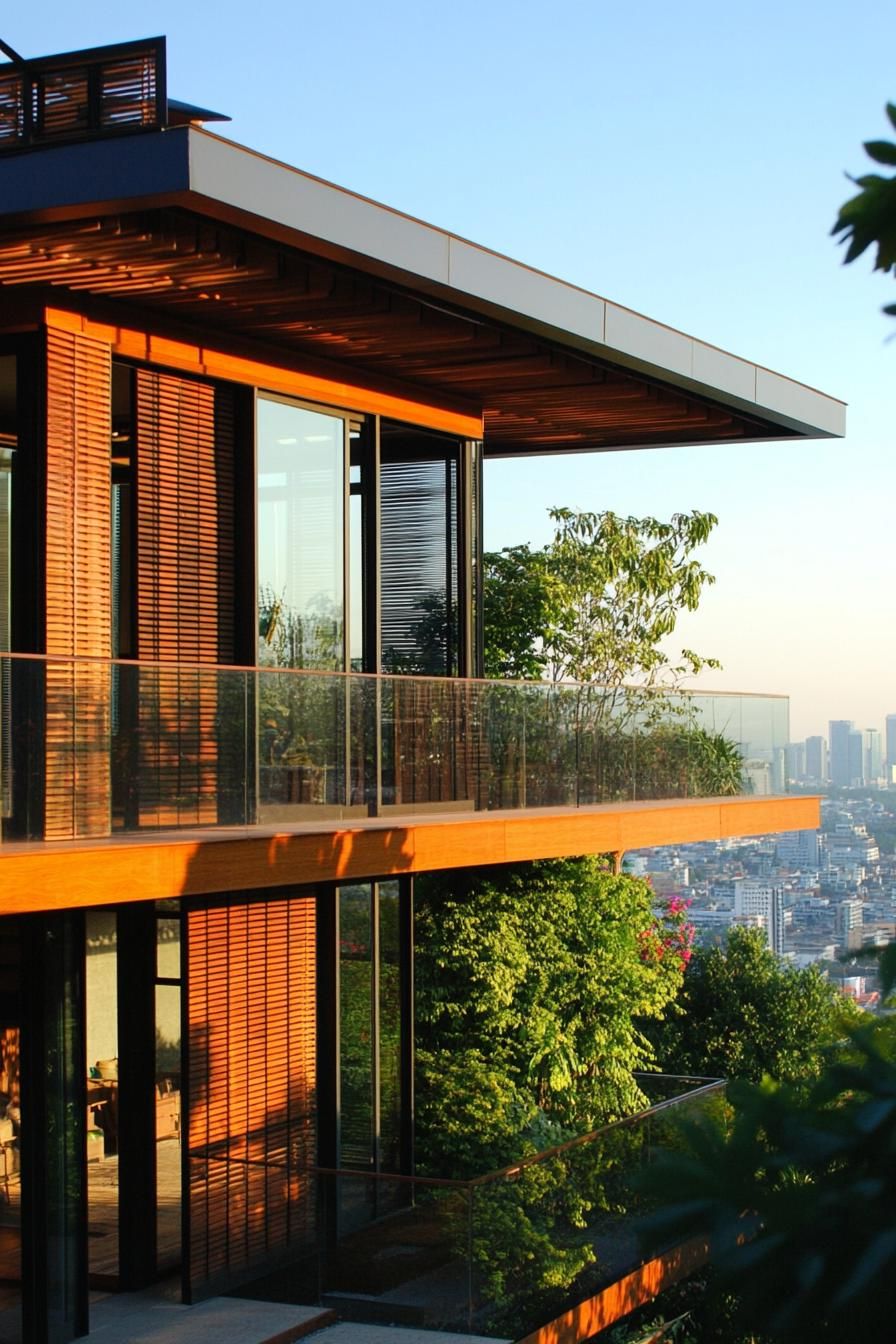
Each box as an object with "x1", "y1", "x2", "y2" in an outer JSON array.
[{"x1": 0, "y1": 794, "x2": 822, "y2": 914}]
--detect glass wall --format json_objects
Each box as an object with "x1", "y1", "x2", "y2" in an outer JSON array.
[
  {"x1": 378, "y1": 882, "x2": 401, "y2": 1173},
  {"x1": 0, "y1": 356, "x2": 14, "y2": 822},
  {"x1": 380, "y1": 423, "x2": 462, "y2": 677},
  {"x1": 0, "y1": 919, "x2": 21, "y2": 1344},
  {"x1": 257, "y1": 397, "x2": 346, "y2": 671},
  {"x1": 155, "y1": 911, "x2": 181, "y2": 1272},
  {"x1": 85, "y1": 912, "x2": 118, "y2": 1283},
  {"x1": 337, "y1": 881, "x2": 406, "y2": 1231}
]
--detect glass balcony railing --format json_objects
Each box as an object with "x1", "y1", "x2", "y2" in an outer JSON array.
[
  {"x1": 0, "y1": 653, "x2": 789, "y2": 841},
  {"x1": 186, "y1": 1075, "x2": 725, "y2": 1338}
]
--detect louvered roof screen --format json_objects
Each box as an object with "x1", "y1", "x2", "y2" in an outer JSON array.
[{"x1": 0, "y1": 37, "x2": 166, "y2": 151}]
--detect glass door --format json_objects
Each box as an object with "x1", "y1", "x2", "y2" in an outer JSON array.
[
  {"x1": 0, "y1": 1025, "x2": 21, "y2": 1344},
  {"x1": 337, "y1": 881, "x2": 404, "y2": 1232}
]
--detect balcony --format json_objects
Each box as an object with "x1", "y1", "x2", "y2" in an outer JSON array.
[
  {"x1": 0, "y1": 654, "x2": 817, "y2": 908},
  {"x1": 190, "y1": 1074, "x2": 723, "y2": 1341}
]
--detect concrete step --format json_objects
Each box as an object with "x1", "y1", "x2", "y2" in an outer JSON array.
[
  {"x1": 87, "y1": 1290, "x2": 335, "y2": 1344},
  {"x1": 304, "y1": 1325, "x2": 507, "y2": 1344}
]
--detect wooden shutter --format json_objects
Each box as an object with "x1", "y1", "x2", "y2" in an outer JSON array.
[
  {"x1": 44, "y1": 327, "x2": 112, "y2": 839},
  {"x1": 185, "y1": 894, "x2": 317, "y2": 1300},
  {"x1": 134, "y1": 372, "x2": 235, "y2": 827}
]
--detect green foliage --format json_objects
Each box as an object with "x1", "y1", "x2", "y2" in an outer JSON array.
[
  {"x1": 649, "y1": 927, "x2": 858, "y2": 1087},
  {"x1": 832, "y1": 101, "x2": 896, "y2": 317},
  {"x1": 639, "y1": 1016, "x2": 896, "y2": 1344},
  {"x1": 415, "y1": 1048, "x2": 542, "y2": 1177},
  {"x1": 483, "y1": 506, "x2": 719, "y2": 692},
  {"x1": 415, "y1": 857, "x2": 690, "y2": 1156}
]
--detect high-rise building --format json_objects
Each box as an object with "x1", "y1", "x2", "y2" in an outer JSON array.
[
  {"x1": 829, "y1": 721, "x2": 853, "y2": 787},
  {"x1": 734, "y1": 878, "x2": 786, "y2": 955},
  {"x1": 886, "y1": 714, "x2": 896, "y2": 784},
  {"x1": 805, "y1": 735, "x2": 827, "y2": 782},
  {"x1": 865, "y1": 729, "x2": 883, "y2": 786},
  {"x1": 776, "y1": 829, "x2": 820, "y2": 868},
  {"x1": 785, "y1": 741, "x2": 806, "y2": 782},
  {"x1": 839, "y1": 898, "x2": 865, "y2": 950},
  {"x1": 849, "y1": 729, "x2": 865, "y2": 787}
]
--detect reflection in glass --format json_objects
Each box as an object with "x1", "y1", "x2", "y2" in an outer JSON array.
[
  {"x1": 85, "y1": 910, "x2": 118, "y2": 1281},
  {"x1": 380, "y1": 423, "x2": 461, "y2": 677},
  {"x1": 378, "y1": 882, "x2": 401, "y2": 1173},
  {"x1": 339, "y1": 885, "x2": 373, "y2": 1174},
  {"x1": 155, "y1": 982, "x2": 181, "y2": 1270},
  {"x1": 257, "y1": 398, "x2": 345, "y2": 671},
  {"x1": 0, "y1": 1026, "x2": 21, "y2": 1344},
  {"x1": 0, "y1": 355, "x2": 14, "y2": 824}
]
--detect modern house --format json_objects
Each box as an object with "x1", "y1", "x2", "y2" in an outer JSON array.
[{"x1": 0, "y1": 35, "x2": 839, "y2": 1344}]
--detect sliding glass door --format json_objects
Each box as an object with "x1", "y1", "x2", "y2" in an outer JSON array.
[{"x1": 336, "y1": 880, "x2": 408, "y2": 1231}]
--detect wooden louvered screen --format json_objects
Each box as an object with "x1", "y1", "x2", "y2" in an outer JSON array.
[
  {"x1": 0, "y1": 73, "x2": 24, "y2": 147},
  {"x1": 135, "y1": 372, "x2": 235, "y2": 827},
  {"x1": 186, "y1": 894, "x2": 317, "y2": 1300},
  {"x1": 99, "y1": 52, "x2": 160, "y2": 129},
  {"x1": 0, "y1": 39, "x2": 164, "y2": 152},
  {"x1": 44, "y1": 327, "x2": 112, "y2": 839}
]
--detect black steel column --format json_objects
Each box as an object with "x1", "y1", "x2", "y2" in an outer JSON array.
[
  {"x1": 21, "y1": 911, "x2": 88, "y2": 1344},
  {"x1": 116, "y1": 904, "x2": 158, "y2": 1288}
]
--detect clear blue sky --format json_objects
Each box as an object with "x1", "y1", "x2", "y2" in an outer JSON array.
[{"x1": 12, "y1": 1, "x2": 896, "y2": 740}]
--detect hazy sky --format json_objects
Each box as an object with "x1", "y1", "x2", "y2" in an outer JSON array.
[{"x1": 12, "y1": 2, "x2": 896, "y2": 740}]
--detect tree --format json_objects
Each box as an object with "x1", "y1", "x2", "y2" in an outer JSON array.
[
  {"x1": 483, "y1": 506, "x2": 720, "y2": 694},
  {"x1": 648, "y1": 926, "x2": 859, "y2": 1087},
  {"x1": 415, "y1": 856, "x2": 692, "y2": 1169},
  {"x1": 832, "y1": 101, "x2": 896, "y2": 317},
  {"x1": 413, "y1": 857, "x2": 695, "y2": 1335},
  {"x1": 641, "y1": 1017, "x2": 896, "y2": 1344}
]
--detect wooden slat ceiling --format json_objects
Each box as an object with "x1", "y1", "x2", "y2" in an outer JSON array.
[{"x1": 0, "y1": 210, "x2": 781, "y2": 452}]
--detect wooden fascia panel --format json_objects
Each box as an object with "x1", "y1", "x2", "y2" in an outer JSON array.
[{"x1": 0, "y1": 795, "x2": 821, "y2": 914}]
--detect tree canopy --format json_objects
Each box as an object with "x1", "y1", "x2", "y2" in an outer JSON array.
[
  {"x1": 483, "y1": 506, "x2": 719, "y2": 694},
  {"x1": 642, "y1": 1016, "x2": 896, "y2": 1344},
  {"x1": 648, "y1": 926, "x2": 858, "y2": 1087},
  {"x1": 414, "y1": 856, "x2": 692, "y2": 1176}
]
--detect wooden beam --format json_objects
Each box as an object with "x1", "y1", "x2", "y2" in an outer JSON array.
[
  {"x1": 43, "y1": 306, "x2": 483, "y2": 439},
  {"x1": 0, "y1": 795, "x2": 821, "y2": 914},
  {"x1": 515, "y1": 1236, "x2": 710, "y2": 1344}
]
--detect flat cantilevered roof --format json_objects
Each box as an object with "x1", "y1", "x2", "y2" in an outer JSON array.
[{"x1": 0, "y1": 123, "x2": 845, "y2": 449}]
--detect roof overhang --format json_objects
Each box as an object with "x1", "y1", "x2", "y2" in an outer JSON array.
[{"x1": 0, "y1": 126, "x2": 845, "y2": 450}]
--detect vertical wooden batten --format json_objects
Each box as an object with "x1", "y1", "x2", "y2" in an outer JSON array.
[
  {"x1": 134, "y1": 370, "x2": 236, "y2": 828},
  {"x1": 44, "y1": 326, "x2": 112, "y2": 839},
  {"x1": 185, "y1": 893, "x2": 317, "y2": 1300}
]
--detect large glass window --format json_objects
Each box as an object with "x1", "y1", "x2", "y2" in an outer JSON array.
[
  {"x1": 0, "y1": 919, "x2": 22, "y2": 1344},
  {"x1": 257, "y1": 397, "x2": 346, "y2": 671},
  {"x1": 337, "y1": 881, "x2": 405, "y2": 1230},
  {"x1": 155, "y1": 910, "x2": 181, "y2": 1272},
  {"x1": 85, "y1": 911, "x2": 119, "y2": 1282},
  {"x1": 380, "y1": 423, "x2": 462, "y2": 677},
  {"x1": 0, "y1": 356, "x2": 14, "y2": 823}
]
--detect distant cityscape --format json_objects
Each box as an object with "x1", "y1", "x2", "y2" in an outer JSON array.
[
  {"x1": 738, "y1": 716, "x2": 896, "y2": 796},
  {"x1": 629, "y1": 751, "x2": 896, "y2": 1010}
]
